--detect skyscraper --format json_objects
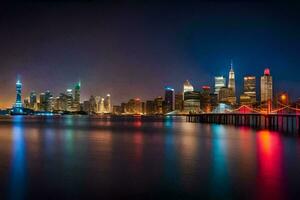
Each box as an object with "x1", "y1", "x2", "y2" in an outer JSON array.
[
  {"x1": 260, "y1": 68, "x2": 273, "y2": 103},
  {"x1": 183, "y1": 80, "x2": 194, "y2": 99},
  {"x1": 104, "y1": 94, "x2": 111, "y2": 113},
  {"x1": 66, "y1": 89, "x2": 73, "y2": 111},
  {"x1": 243, "y1": 76, "x2": 256, "y2": 104},
  {"x1": 30, "y1": 91, "x2": 37, "y2": 109},
  {"x1": 164, "y1": 87, "x2": 174, "y2": 113},
  {"x1": 15, "y1": 78, "x2": 22, "y2": 108},
  {"x1": 228, "y1": 61, "x2": 236, "y2": 96},
  {"x1": 73, "y1": 81, "x2": 81, "y2": 111},
  {"x1": 214, "y1": 76, "x2": 226, "y2": 95},
  {"x1": 154, "y1": 96, "x2": 163, "y2": 114}
]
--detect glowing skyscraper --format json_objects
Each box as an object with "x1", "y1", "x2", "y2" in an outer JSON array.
[
  {"x1": 260, "y1": 68, "x2": 273, "y2": 103},
  {"x1": 228, "y1": 61, "x2": 235, "y2": 96},
  {"x1": 164, "y1": 87, "x2": 174, "y2": 113},
  {"x1": 73, "y1": 81, "x2": 81, "y2": 111},
  {"x1": 104, "y1": 94, "x2": 111, "y2": 113},
  {"x1": 15, "y1": 78, "x2": 22, "y2": 108}
]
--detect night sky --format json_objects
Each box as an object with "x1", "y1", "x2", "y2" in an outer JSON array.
[{"x1": 0, "y1": 1, "x2": 300, "y2": 108}]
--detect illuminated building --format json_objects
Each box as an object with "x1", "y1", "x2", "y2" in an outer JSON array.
[
  {"x1": 183, "y1": 80, "x2": 194, "y2": 99},
  {"x1": 66, "y1": 89, "x2": 73, "y2": 111},
  {"x1": 11, "y1": 77, "x2": 26, "y2": 114},
  {"x1": 175, "y1": 93, "x2": 183, "y2": 111},
  {"x1": 146, "y1": 100, "x2": 155, "y2": 115},
  {"x1": 100, "y1": 97, "x2": 105, "y2": 113},
  {"x1": 260, "y1": 68, "x2": 273, "y2": 103},
  {"x1": 164, "y1": 87, "x2": 174, "y2": 113},
  {"x1": 73, "y1": 81, "x2": 81, "y2": 111},
  {"x1": 104, "y1": 94, "x2": 111, "y2": 113},
  {"x1": 95, "y1": 96, "x2": 101, "y2": 113},
  {"x1": 183, "y1": 91, "x2": 201, "y2": 113},
  {"x1": 154, "y1": 96, "x2": 163, "y2": 114},
  {"x1": 15, "y1": 78, "x2": 22, "y2": 108},
  {"x1": 200, "y1": 86, "x2": 211, "y2": 112},
  {"x1": 214, "y1": 76, "x2": 226, "y2": 95},
  {"x1": 39, "y1": 92, "x2": 46, "y2": 111},
  {"x1": 243, "y1": 76, "x2": 256, "y2": 104},
  {"x1": 125, "y1": 98, "x2": 142, "y2": 114},
  {"x1": 45, "y1": 90, "x2": 53, "y2": 111},
  {"x1": 228, "y1": 61, "x2": 235, "y2": 96},
  {"x1": 30, "y1": 91, "x2": 37, "y2": 109}
]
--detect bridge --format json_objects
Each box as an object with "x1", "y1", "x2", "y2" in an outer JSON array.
[{"x1": 187, "y1": 100, "x2": 300, "y2": 133}]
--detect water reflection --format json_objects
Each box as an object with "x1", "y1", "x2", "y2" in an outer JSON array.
[
  {"x1": 210, "y1": 125, "x2": 230, "y2": 198},
  {"x1": 9, "y1": 116, "x2": 27, "y2": 200},
  {"x1": 255, "y1": 130, "x2": 284, "y2": 200},
  {"x1": 0, "y1": 116, "x2": 299, "y2": 199}
]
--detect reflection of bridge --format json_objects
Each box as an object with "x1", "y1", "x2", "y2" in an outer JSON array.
[{"x1": 187, "y1": 101, "x2": 300, "y2": 133}]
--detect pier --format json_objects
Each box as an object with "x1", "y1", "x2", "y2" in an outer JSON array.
[{"x1": 187, "y1": 113, "x2": 300, "y2": 133}]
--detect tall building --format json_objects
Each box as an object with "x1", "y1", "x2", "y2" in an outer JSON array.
[
  {"x1": 95, "y1": 96, "x2": 101, "y2": 113},
  {"x1": 12, "y1": 77, "x2": 24, "y2": 114},
  {"x1": 66, "y1": 89, "x2": 73, "y2": 111},
  {"x1": 164, "y1": 87, "x2": 174, "y2": 113},
  {"x1": 30, "y1": 91, "x2": 37, "y2": 109},
  {"x1": 15, "y1": 78, "x2": 22, "y2": 108},
  {"x1": 214, "y1": 76, "x2": 226, "y2": 95},
  {"x1": 39, "y1": 92, "x2": 46, "y2": 111},
  {"x1": 228, "y1": 61, "x2": 236, "y2": 96},
  {"x1": 73, "y1": 81, "x2": 81, "y2": 111},
  {"x1": 260, "y1": 68, "x2": 273, "y2": 103},
  {"x1": 104, "y1": 94, "x2": 111, "y2": 113},
  {"x1": 89, "y1": 95, "x2": 97, "y2": 113},
  {"x1": 243, "y1": 76, "x2": 256, "y2": 104},
  {"x1": 100, "y1": 98, "x2": 105, "y2": 113}
]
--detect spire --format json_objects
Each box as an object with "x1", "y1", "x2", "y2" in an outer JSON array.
[{"x1": 230, "y1": 59, "x2": 233, "y2": 71}]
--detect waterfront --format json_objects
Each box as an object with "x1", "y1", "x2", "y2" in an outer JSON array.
[{"x1": 1, "y1": 116, "x2": 300, "y2": 199}]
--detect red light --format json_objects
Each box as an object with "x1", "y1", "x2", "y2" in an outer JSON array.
[
  {"x1": 202, "y1": 86, "x2": 210, "y2": 89},
  {"x1": 264, "y1": 68, "x2": 270, "y2": 76}
]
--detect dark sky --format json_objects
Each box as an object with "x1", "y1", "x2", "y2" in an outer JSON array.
[{"x1": 0, "y1": 0, "x2": 299, "y2": 108}]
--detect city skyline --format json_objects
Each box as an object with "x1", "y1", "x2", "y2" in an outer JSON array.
[{"x1": 1, "y1": 1, "x2": 300, "y2": 108}]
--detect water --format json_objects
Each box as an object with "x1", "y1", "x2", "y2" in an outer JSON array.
[{"x1": 0, "y1": 116, "x2": 300, "y2": 199}]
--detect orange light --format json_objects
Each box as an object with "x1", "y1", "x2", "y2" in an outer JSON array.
[{"x1": 281, "y1": 94, "x2": 286, "y2": 101}]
